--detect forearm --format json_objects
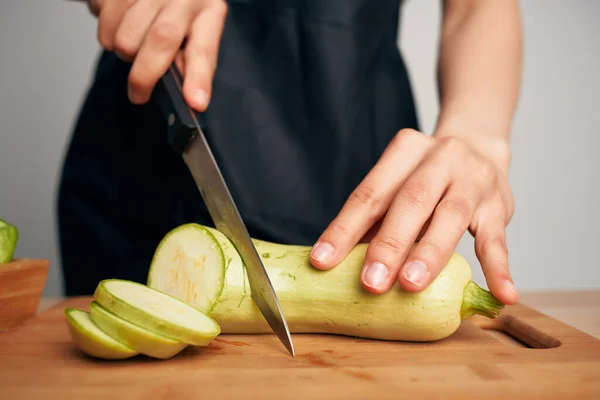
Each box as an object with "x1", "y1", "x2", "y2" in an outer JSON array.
[{"x1": 434, "y1": 0, "x2": 523, "y2": 171}]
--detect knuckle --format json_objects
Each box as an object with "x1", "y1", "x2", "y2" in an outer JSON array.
[
  {"x1": 97, "y1": 28, "x2": 113, "y2": 51},
  {"x1": 476, "y1": 233, "x2": 508, "y2": 259},
  {"x1": 418, "y1": 237, "x2": 446, "y2": 259},
  {"x1": 212, "y1": 0, "x2": 229, "y2": 17},
  {"x1": 348, "y1": 185, "x2": 378, "y2": 208},
  {"x1": 150, "y1": 20, "x2": 182, "y2": 46},
  {"x1": 400, "y1": 181, "x2": 428, "y2": 210},
  {"x1": 476, "y1": 161, "x2": 498, "y2": 193},
  {"x1": 439, "y1": 136, "x2": 467, "y2": 157},
  {"x1": 372, "y1": 234, "x2": 411, "y2": 255},
  {"x1": 113, "y1": 35, "x2": 136, "y2": 59},
  {"x1": 488, "y1": 235, "x2": 508, "y2": 253},
  {"x1": 397, "y1": 128, "x2": 420, "y2": 139},
  {"x1": 439, "y1": 197, "x2": 472, "y2": 220},
  {"x1": 326, "y1": 222, "x2": 350, "y2": 240},
  {"x1": 390, "y1": 128, "x2": 422, "y2": 148},
  {"x1": 344, "y1": 185, "x2": 382, "y2": 226},
  {"x1": 478, "y1": 160, "x2": 497, "y2": 181}
]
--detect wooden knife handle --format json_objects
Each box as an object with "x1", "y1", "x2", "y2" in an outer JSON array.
[{"x1": 499, "y1": 315, "x2": 562, "y2": 349}]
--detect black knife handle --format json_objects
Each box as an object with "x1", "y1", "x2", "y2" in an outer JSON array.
[{"x1": 153, "y1": 64, "x2": 204, "y2": 154}]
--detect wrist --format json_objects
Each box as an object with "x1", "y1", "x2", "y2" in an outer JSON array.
[{"x1": 433, "y1": 122, "x2": 512, "y2": 174}]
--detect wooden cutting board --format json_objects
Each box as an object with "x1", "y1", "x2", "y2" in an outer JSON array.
[{"x1": 0, "y1": 296, "x2": 599, "y2": 399}]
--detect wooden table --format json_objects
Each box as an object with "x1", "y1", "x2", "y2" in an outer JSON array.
[
  {"x1": 0, "y1": 290, "x2": 597, "y2": 399},
  {"x1": 38, "y1": 290, "x2": 600, "y2": 339}
]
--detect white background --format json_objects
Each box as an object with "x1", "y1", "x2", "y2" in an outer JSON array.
[{"x1": 1, "y1": 0, "x2": 598, "y2": 297}]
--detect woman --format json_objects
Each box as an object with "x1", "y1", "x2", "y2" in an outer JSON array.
[{"x1": 58, "y1": 0, "x2": 522, "y2": 307}]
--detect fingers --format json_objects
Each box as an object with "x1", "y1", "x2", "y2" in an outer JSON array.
[
  {"x1": 309, "y1": 129, "x2": 431, "y2": 270},
  {"x1": 397, "y1": 183, "x2": 484, "y2": 292},
  {"x1": 112, "y1": 0, "x2": 162, "y2": 61},
  {"x1": 315, "y1": 131, "x2": 515, "y2": 300},
  {"x1": 95, "y1": 0, "x2": 227, "y2": 107},
  {"x1": 359, "y1": 154, "x2": 452, "y2": 294},
  {"x1": 182, "y1": 1, "x2": 228, "y2": 111},
  {"x1": 128, "y1": 1, "x2": 195, "y2": 104},
  {"x1": 397, "y1": 154, "x2": 497, "y2": 292},
  {"x1": 97, "y1": 0, "x2": 134, "y2": 51},
  {"x1": 474, "y1": 200, "x2": 519, "y2": 305}
]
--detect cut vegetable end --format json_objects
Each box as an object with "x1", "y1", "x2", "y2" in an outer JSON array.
[
  {"x1": 461, "y1": 281, "x2": 505, "y2": 319},
  {"x1": 95, "y1": 279, "x2": 221, "y2": 346},
  {"x1": 65, "y1": 308, "x2": 138, "y2": 360},
  {"x1": 147, "y1": 223, "x2": 226, "y2": 313},
  {"x1": 89, "y1": 301, "x2": 188, "y2": 360},
  {"x1": 0, "y1": 218, "x2": 18, "y2": 264}
]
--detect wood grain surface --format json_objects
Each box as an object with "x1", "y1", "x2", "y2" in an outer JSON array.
[
  {"x1": 0, "y1": 258, "x2": 49, "y2": 333},
  {"x1": 1, "y1": 295, "x2": 599, "y2": 399}
]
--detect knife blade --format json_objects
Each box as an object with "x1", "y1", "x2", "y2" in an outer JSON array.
[{"x1": 153, "y1": 64, "x2": 295, "y2": 357}]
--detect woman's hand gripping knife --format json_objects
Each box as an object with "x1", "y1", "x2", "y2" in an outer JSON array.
[{"x1": 86, "y1": 0, "x2": 228, "y2": 112}]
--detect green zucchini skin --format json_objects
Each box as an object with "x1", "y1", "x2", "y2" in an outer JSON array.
[
  {"x1": 94, "y1": 279, "x2": 221, "y2": 347},
  {"x1": 89, "y1": 301, "x2": 188, "y2": 359},
  {"x1": 0, "y1": 218, "x2": 18, "y2": 264},
  {"x1": 148, "y1": 224, "x2": 500, "y2": 342},
  {"x1": 65, "y1": 308, "x2": 138, "y2": 360}
]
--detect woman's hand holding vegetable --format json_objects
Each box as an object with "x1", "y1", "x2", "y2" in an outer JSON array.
[
  {"x1": 310, "y1": 130, "x2": 518, "y2": 306},
  {"x1": 310, "y1": 0, "x2": 523, "y2": 306}
]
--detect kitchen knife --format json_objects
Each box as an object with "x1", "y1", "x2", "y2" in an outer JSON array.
[
  {"x1": 153, "y1": 63, "x2": 295, "y2": 357},
  {"x1": 64, "y1": 0, "x2": 295, "y2": 356}
]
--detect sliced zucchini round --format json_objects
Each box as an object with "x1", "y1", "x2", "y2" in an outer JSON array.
[
  {"x1": 89, "y1": 301, "x2": 188, "y2": 359},
  {"x1": 94, "y1": 279, "x2": 221, "y2": 346},
  {"x1": 147, "y1": 223, "x2": 226, "y2": 313},
  {"x1": 65, "y1": 308, "x2": 137, "y2": 360}
]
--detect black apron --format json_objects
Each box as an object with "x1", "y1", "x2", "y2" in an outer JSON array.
[{"x1": 57, "y1": 0, "x2": 420, "y2": 296}]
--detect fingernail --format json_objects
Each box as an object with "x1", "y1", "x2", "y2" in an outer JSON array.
[
  {"x1": 402, "y1": 260, "x2": 428, "y2": 285},
  {"x1": 362, "y1": 262, "x2": 390, "y2": 289},
  {"x1": 193, "y1": 89, "x2": 210, "y2": 107},
  {"x1": 310, "y1": 242, "x2": 334, "y2": 262},
  {"x1": 505, "y1": 279, "x2": 518, "y2": 296}
]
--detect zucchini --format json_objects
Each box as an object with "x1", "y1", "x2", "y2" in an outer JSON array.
[
  {"x1": 64, "y1": 308, "x2": 137, "y2": 360},
  {"x1": 148, "y1": 223, "x2": 505, "y2": 342},
  {"x1": 0, "y1": 218, "x2": 18, "y2": 264},
  {"x1": 89, "y1": 301, "x2": 188, "y2": 359},
  {"x1": 146, "y1": 223, "x2": 225, "y2": 313},
  {"x1": 94, "y1": 279, "x2": 221, "y2": 346}
]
